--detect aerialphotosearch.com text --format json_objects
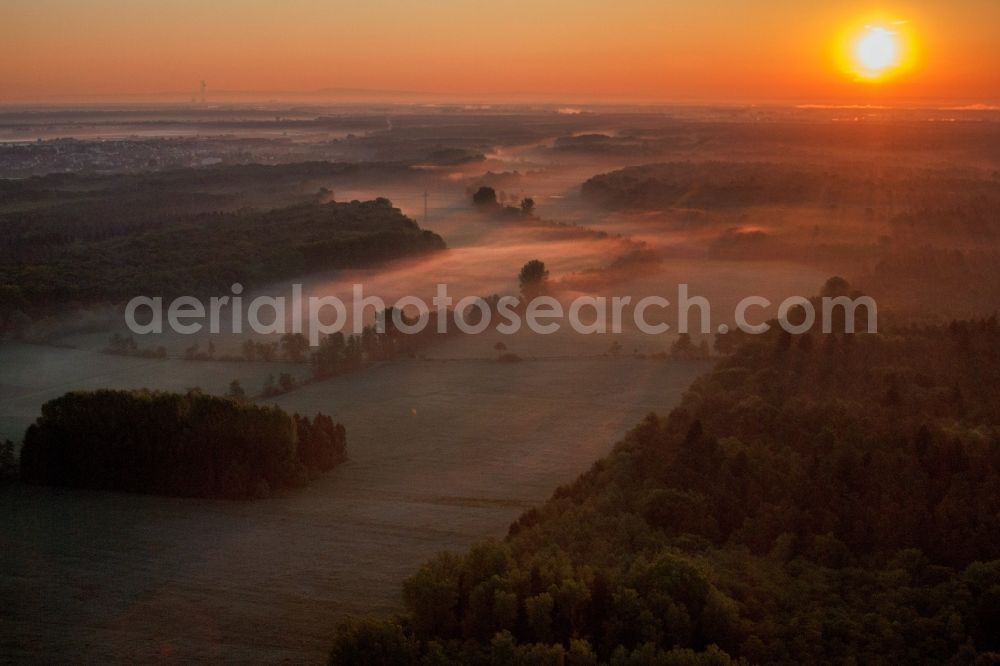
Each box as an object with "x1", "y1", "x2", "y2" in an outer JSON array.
[{"x1": 125, "y1": 283, "x2": 878, "y2": 345}]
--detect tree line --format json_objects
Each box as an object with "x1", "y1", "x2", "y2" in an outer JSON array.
[
  {"x1": 0, "y1": 198, "x2": 445, "y2": 338},
  {"x1": 328, "y1": 283, "x2": 1000, "y2": 664},
  {"x1": 18, "y1": 389, "x2": 346, "y2": 499}
]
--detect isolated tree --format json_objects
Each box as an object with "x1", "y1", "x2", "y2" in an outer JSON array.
[
  {"x1": 518, "y1": 259, "x2": 549, "y2": 300},
  {"x1": 820, "y1": 276, "x2": 851, "y2": 298},
  {"x1": 281, "y1": 333, "x2": 310, "y2": 363},
  {"x1": 671, "y1": 333, "x2": 696, "y2": 359},
  {"x1": 494, "y1": 341, "x2": 507, "y2": 359},
  {"x1": 520, "y1": 197, "x2": 535, "y2": 215},
  {"x1": 227, "y1": 379, "x2": 247, "y2": 402},
  {"x1": 473, "y1": 186, "x2": 498, "y2": 208}
]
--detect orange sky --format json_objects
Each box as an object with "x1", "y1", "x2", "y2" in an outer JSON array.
[{"x1": 2, "y1": 0, "x2": 998, "y2": 104}]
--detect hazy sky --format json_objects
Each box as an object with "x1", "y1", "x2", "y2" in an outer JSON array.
[{"x1": 2, "y1": 0, "x2": 998, "y2": 103}]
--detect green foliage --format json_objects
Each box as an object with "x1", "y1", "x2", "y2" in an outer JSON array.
[
  {"x1": 329, "y1": 617, "x2": 418, "y2": 665},
  {"x1": 0, "y1": 198, "x2": 444, "y2": 318},
  {"x1": 310, "y1": 309, "x2": 455, "y2": 380},
  {"x1": 336, "y1": 317, "x2": 1000, "y2": 663},
  {"x1": 580, "y1": 161, "x2": 1000, "y2": 213},
  {"x1": 473, "y1": 186, "x2": 498, "y2": 207},
  {"x1": 18, "y1": 389, "x2": 345, "y2": 498},
  {"x1": 295, "y1": 412, "x2": 346, "y2": 473},
  {"x1": 518, "y1": 260, "x2": 549, "y2": 299},
  {"x1": 107, "y1": 333, "x2": 168, "y2": 358}
]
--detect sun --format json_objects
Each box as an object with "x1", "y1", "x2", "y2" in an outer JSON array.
[
  {"x1": 834, "y1": 16, "x2": 918, "y2": 83},
  {"x1": 853, "y1": 26, "x2": 901, "y2": 78}
]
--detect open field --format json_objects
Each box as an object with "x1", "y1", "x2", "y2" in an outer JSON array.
[{"x1": 1, "y1": 352, "x2": 708, "y2": 662}]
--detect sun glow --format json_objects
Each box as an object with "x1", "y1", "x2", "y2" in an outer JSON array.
[
  {"x1": 834, "y1": 16, "x2": 918, "y2": 83},
  {"x1": 854, "y1": 26, "x2": 900, "y2": 77}
]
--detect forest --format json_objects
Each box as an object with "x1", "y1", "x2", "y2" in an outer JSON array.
[
  {"x1": 0, "y1": 198, "x2": 443, "y2": 328},
  {"x1": 580, "y1": 161, "x2": 1000, "y2": 212},
  {"x1": 580, "y1": 160, "x2": 1000, "y2": 320},
  {"x1": 18, "y1": 389, "x2": 346, "y2": 499},
  {"x1": 330, "y1": 290, "x2": 1000, "y2": 664},
  {"x1": 0, "y1": 161, "x2": 447, "y2": 336}
]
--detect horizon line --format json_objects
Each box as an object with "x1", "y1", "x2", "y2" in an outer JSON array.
[{"x1": 2, "y1": 86, "x2": 998, "y2": 110}]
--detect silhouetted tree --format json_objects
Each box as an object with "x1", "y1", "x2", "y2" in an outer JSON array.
[
  {"x1": 227, "y1": 379, "x2": 247, "y2": 401},
  {"x1": 821, "y1": 275, "x2": 851, "y2": 298},
  {"x1": 18, "y1": 389, "x2": 347, "y2": 498},
  {"x1": 281, "y1": 333, "x2": 309, "y2": 363},
  {"x1": 518, "y1": 259, "x2": 549, "y2": 300},
  {"x1": 473, "y1": 186, "x2": 498, "y2": 208}
]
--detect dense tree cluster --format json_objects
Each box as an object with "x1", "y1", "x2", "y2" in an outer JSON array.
[
  {"x1": 330, "y1": 311, "x2": 1000, "y2": 663},
  {"x1": 106, "y1": 332, "x2": 168, "y2": 358},
  {"x1": 0, "y1": 196, "x2": 444, "y2": 335},
  {"x1": 295, "y1": 412, "x2": 346, "y2": 473},
  {"x1": 18, "y1": 389, "x2": 346, "y2": 499},
  {"x1": 580, "y1": 161, "x2": 1000, "y2": 212},
  {"x1": 471, "y1": 186, "x2": 538, "y2": 220},
  {"x1": 2, "y1": 198, "x2": 443, "y2": 307},
  {"x1": 262, "y1": 372, "x2": 298, "y2": 398},
  {"x1": 580, "y1": 162, "x2": 1000, "y2": 321},
  {"x1": 310, "y1": 309, "x2": 456, "y2": 380}
]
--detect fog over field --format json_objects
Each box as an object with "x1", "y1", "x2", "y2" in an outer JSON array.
[
  {"x1": 3, "y1": 104, "x2": 1000, "y2": 662},
  {"x1": 3, "y1": 351, "x2": 709, "y2": 662}
]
